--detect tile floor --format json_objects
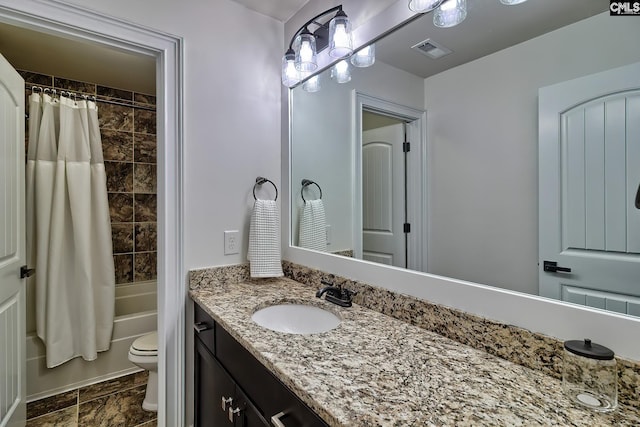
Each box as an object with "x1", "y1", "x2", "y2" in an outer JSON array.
[{"x1": 26, "y1": 371, "x2": 157, "y2": 427}]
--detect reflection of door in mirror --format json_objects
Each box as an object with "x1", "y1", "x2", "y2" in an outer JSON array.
[
  {"x1": 356, "y1": 101, "x2": 426, "y2": 272},
  {"x1": 539, "y1": 62, "x2": 640, "y2": 316},
  {"x1": 353, "y1": 95, "x2": 426, "y2": 272},
  {"x1": 362, "y1": 115, "x2": 406, "y2": 267}
]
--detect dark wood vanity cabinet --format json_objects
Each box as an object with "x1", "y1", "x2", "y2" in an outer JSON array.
[
  {"x1": 195, "y1": 338, "x2": 267, "y2": 426},
  {"x1": 194, "y1": 303, "x2": 328, "y2": 427}
]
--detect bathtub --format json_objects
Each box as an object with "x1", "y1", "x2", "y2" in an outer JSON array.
[{"x1": 26, "y1": 281, "x2": 157, "y2": 401}]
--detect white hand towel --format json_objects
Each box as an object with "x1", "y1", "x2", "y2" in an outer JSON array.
[
  {"x1": 299, "y1": 199, "x2": 327, "y2": 251},
  {"x1": 248, "y1": 199, "x2": 283, "y2": 278}
]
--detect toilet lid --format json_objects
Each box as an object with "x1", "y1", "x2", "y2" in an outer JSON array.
[{"x1": 132, "y1": 332, "x2": 157, "y2": 352}]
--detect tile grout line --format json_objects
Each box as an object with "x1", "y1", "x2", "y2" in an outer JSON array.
[{"x1": 75, "y1": 388, "x2": 80, "y2": 426}]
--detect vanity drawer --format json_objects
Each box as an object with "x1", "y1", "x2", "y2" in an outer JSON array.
[
  {"x1": 215, "y1": 322, "x2": 328, "y2": 427},
  {"x1": 194, "y1": 303, "x2": 216, "y2": 355}
]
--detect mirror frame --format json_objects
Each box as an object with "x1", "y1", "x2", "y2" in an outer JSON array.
[{"x1": 282, "y1": 0, "x2": 640, "y2": 360}]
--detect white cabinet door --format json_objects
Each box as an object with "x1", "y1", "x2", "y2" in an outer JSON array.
[
  {"x1": 0, "y1": 53, "x2": 26, "y2": 426},
  {"x1": 539, "y1": 61, "x2": 640, "y2": 315}
]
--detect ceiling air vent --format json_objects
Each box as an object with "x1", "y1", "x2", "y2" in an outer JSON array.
[{"x1": 411, "y1": 38, "x2": 452, "y2": 59}]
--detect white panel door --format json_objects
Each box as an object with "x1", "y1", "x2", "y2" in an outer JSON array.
[
  {"x1": 539, "y1": 62, "x2": 640, "y2": 315},
  {"x1": 0, "y1": 54, "x2": 26, "y2": 426},
  {"x1": 362, "y1": 123, "x2": 405, "y2": 267}
]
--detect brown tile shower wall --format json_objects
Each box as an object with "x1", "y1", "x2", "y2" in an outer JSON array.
[{"x1": 20, "y1": 70, "x2": 157, "y2": 287}]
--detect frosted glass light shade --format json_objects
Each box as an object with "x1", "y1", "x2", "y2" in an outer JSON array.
[
  {"x1": 281, "y1": 51, "x2": 299, "y2": 87},
  {"x1": 500, "y1": 0, "x2": 528, "y2": 4},
  {"x1": 433, "y1": 0, "x2": 467, "y2": 28},
  {"x1": 351, "y1": 44, "x2": 375, "y2": 68},
  {"x1": 329, "y1": 11, "x2": 353, "y2": 58},
  {"x1": 408, "y1": 0, "x2": 445, "y2": 13},
  {"x1": 331, "y1": 60, "x2": 351, "y2": 84},
  {"x1": 302, "y1": 75, "x2": 321, "y2": 93},
  {"x1": 295, "y1": 32, "x2": 317, "y2": 72}
]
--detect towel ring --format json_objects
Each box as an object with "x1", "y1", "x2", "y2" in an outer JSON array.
[
  {"x1": 253, "y1": 176, "x2": 278, "y2": 201},
  {"x1": 301, "y1": 179, "x2": 322, "y2": 203}
]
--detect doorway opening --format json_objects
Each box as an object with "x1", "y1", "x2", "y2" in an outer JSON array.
[
  {"x1": 0, "y1": 20, "x2": 159, "y2": 403},
  {"x1": 361, "y1": 111, "x2": 409, "y2": 268},
  {"x1": 354, "y1": 92, "x2": 427, "y2": 272},
  {"x1": 0, "y1": 2, "x2": 183, "y2": 425}
]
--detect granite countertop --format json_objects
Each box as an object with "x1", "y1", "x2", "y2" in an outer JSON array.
[{"x1": 190, "y1": 277, "x2": 640, "y2": 426}]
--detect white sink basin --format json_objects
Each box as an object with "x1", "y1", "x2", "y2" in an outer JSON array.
[{"x1": 251, "y1": 303, "x2": 341, "y2": 334}]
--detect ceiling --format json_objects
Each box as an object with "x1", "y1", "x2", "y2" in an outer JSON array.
[
  {"x1": 230, "y1": 0, "x2": 310, "y2": 22},
  {"x1": 375, "y1": 0, "x2": 607, "y2": 79}
]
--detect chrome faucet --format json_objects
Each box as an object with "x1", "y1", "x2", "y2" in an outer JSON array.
[{"x1": 316, "y1": 280, "x2": 356, "y2": 307}]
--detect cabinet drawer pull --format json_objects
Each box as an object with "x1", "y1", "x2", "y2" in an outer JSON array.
[
  {"x1": 221, "y1": 396, "x2": 233, "y2": 411},
  {"x1": 194, "y1": 322, "x2": 211, "y2": 333},
  {"x1": 229, "y1": 406, "x2": 242, "y2": 423},
  {"x1": 271, "y1": 411, "x2": 287, "y2": 427}
]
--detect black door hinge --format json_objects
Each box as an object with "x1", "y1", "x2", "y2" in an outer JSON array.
[
  {"x1": 20, "y1": 265, "x2": 35, "y2": 279},
  {"x1": 403, "y1": 142, "x2": 410, "y2": 152},
  {"x1": 403, "y1": 223, "x2": 411, "y2": 233}
]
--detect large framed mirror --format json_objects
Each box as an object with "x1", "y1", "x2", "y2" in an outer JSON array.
[{"x1": 289, "y1": 0, "x2": 640, "y2": 318}]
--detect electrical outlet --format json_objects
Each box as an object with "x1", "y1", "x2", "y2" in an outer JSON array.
[{"x1": 224, "y1": 230, "x2": 240, "y2": 255}]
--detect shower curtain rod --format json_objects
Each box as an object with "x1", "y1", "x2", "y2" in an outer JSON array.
[{"x1": 26, "y1": 85, "x2": 156, "y2": 112}]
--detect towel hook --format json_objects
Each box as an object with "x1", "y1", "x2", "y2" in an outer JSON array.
[
  {"x1": 301, "y1": 179, "x2": 322, "y2": 203},
  {"x1": 253, "y1": 176, "x2": 278, "y2": 201}
]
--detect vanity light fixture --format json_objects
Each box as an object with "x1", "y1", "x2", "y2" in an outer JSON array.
[
  {"x1": 407, "y1": 0, "x2": 526, "y2": 32},
  {"x1": 331, "y1": 60, "x2": 351, "y2": 84},
  {"x1": 351, "y1": 44, "x2": 376, "y2": 67},
  {"x1": 433, "y1": 0, "x2": 467, "y2": 28},
  {"x1": 281, "y1": 5, "x2": 353, "y2": 87},
  {"x1": 281, "y1": 50, "x2": 299, "y2": 87},
  {"x1": 295, "y1": 29, "x2": 318, "y2": 72},
  {"x1": 329, "y1": 9, "x2": 353, "y2": 58},
  {"x1": 302, "y1": 75, "x2": 321, "y2": 92},
  {"x1": 408, "y1": 0, "x2": 446, "y2": 13}
]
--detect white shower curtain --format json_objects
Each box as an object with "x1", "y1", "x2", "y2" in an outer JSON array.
[{"x1": 26, "y1": 92, "x2": 115, "y2": 368}]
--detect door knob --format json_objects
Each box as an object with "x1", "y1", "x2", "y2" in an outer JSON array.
[{"x1": 543, "y1": 260, "x2": 572, "y2": 273}]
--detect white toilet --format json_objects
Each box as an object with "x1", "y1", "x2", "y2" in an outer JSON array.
[{"x1": 128, "y1": 332, "x2": 158, "y2": 412}]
